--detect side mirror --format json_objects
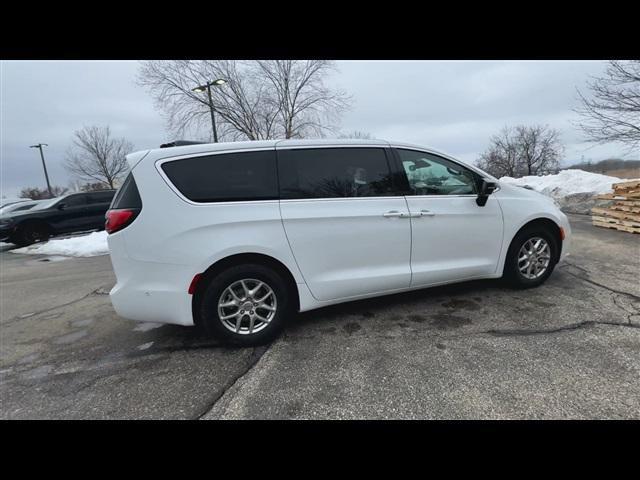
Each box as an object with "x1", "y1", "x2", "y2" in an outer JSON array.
[
  {"x1": 57, "y1": 203, "x2": 66, "y2": 210},
  {"x1": 476, "y1": 179, "x2": 498, "y2": 206}
]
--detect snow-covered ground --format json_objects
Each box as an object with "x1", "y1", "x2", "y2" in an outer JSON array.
[
  {"x1": 500, "y1": 169, "x2": 639, "y2": 214},
  {"x1": 11, "y1": 231, "x2": 108, "y2": 257},
  {"x1": 500, "y1": 169, "x2": 628, "y2": 198}
]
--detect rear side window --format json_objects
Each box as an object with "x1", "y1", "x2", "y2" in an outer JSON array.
[
  {"x1": 62, "y1": 194, "x2": 87, "y2": 207},
  {"x1": 278, "y1": 148, "x2": 394, "y2": 199},
  {"x1": 111, "y1": 173, "x2": 142, "y2": 209},
  {"x1": 87, "y1": 191, "x2": 115, "y2": 204},
  {"x1": 161, "y1": 150, "x2": 278, "y2": 203}
]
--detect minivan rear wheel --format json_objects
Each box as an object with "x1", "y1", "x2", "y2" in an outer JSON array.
[{"x1": 197, "y1": 264, "x2": 291, "y2": 346}]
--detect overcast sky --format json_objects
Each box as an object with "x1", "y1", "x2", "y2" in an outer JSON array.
[{"x1": 1, "y1": 60, "x2": 637, "y2": 198}]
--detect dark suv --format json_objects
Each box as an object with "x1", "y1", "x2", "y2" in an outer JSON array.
[{"x1": 0, "y1": 190, "x2": 116, "y2": 246}]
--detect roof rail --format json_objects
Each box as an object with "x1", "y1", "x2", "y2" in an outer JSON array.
[{"x1": 160, "y1": 140, "x2": 206, "y2": 148}]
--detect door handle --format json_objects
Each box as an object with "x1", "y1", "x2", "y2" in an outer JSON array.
[
  {"x1": 410, "y1": 209, "x2": 435, "y2": 217},
  {"x1": 383, "y1": 210, "x2": 406, "y2": 218}
]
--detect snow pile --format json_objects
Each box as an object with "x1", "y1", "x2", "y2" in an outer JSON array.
[
  {"x1": 12, "y1": 231, "x2": 109, "y2": 257},
  {"x1": 499, "y1": 169, "x2": 627, "y2": 199}
]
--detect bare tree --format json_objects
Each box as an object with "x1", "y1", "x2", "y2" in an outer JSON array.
[
  {"x1": 575, "y1": 60, "x2": 640, "y2": 151},
  {"x1": 338, "y1": 130, "x2": 374, "y2": 139},
  {"x1": 477, "y1": 125, "x2": 563, "y2": 178},
  {"x1": 78, "y1": 182, "x2": 113, "y2": 192},
  {"x1": 137, "y1": 60, "x2": 351, "y2": 141},
  {"x1": 516, "y1": 125, "x2": 563, "y2": 176},
  {"x1": 477, "y1": 126, "x2": 520, "y2": 177},
  {"x1": 20, "y1": 185, "x2": 68, "y2": 200},
  {"x1": 256, "y1": 60, "x2": 351, "y2": 138},
  {"x1": 65, "y1": 126, "x2": 133, "y2": 189}
]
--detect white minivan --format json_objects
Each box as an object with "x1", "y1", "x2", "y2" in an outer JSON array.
[{"x1": 106, "y1": 139, "x2": 571, "y2": 345}]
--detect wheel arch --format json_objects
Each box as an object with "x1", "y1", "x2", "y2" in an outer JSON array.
[
  {"x1": 10, "y1": 218, "x2": 54, "y2": 242},
  {"x1": 507, "y1": 217, "x2": 563, "y2": 267},
  {"x1": 191, "y1": 252, "x2": 300, "y2": 327}
]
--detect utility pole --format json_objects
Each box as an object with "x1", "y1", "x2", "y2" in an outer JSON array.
[
  {"x1": 29, "y1": 143, "x2": 53, "y2": 198},
  {"x1": 205, "y1": 83, "x2": 218, "y2": 143},
  {"x1": 192, "y1": 79, "x2": 227, "y2": 143}
]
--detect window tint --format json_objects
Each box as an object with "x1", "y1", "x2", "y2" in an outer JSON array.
[
  {"x1": 61, "y1": 194, "x2": 87, "y2": 207},
  {"x1": 87, "y1": 191, "x2": 115, "y2": 204},
  {"x1": 278, "y1": 148, "x2": 394, "y2": 199},
  {"x1": 161, "y1": 150, "x2": 278, "y2": 203},
  {"x1": 111, "y1": 173, "x2": 142, "y2": 209},
  {"x1": 397, "y1": 149, "x2": 479, "y2": 195}
]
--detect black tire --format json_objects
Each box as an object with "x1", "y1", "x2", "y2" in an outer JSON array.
[
  {"x1": 503, "y1": 225, "x2": 559, "y2": 289},
  {"x1": 197, "y1": 263, "x2": 292, "y2": 347},
  {"x1": 10, "y1": 223, "x2": 51, "y2": 247}
]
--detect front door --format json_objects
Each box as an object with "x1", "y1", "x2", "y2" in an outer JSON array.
[
  {"x1": 395, "y1": 148, "x2": 504, "y2": 286},
  {"x1": 278, "y1": 146, "x2": 412, "y2": 301}
]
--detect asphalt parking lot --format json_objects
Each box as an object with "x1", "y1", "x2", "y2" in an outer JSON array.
[{"x1": 1, "y1": 214, "x2": 639, "y2": 419}]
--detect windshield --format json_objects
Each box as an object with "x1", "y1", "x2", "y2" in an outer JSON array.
[
  {"x1": 31, "y1": 197, "x2": 62, "y2": 210},
  {"x1": 0, "y1": 202, "x2": 39, "y2": 215}
]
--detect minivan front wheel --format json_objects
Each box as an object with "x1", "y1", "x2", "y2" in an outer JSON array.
[
  {"x1": 504, "y1": 226, "x2": 558, "y2": 289},
  {"x1": 198, "y1": 264, "x2": 291, "y2": 346}
]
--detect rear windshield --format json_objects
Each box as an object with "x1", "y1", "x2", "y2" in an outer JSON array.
[
  {"x1": 111, "y1": 173, "x2": 142, "y2": 209},
  {"x1": 160, "y1": 150, "x2": 278, "y2": 203}
]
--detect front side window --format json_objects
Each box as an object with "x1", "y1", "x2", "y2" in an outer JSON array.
[
  {"x1": 397, "y1": 149, "x2": 479, "y2": 196},
  {"x1": 278, "y1": 148, "x2": 394, "y2": 199},
  {"x1": 161, "y1": 150, "x2": 278, "y2": 203}
]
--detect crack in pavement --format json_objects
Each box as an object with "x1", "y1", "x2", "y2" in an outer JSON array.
[
  {"x1": 560, "y1": 261, "x2": 639, "y2": 325},
  {"x1": 611, "y1": 293, "x2": 639, "y2": 325},
  {"x1": 484, "y1": 320, "x2": 640, "y2": 337},
  {"x1": 561, "y1": 262, "x2": 640, "y2": 301},
  {"x1": 3, "y1": 286, "x2": 110, "y2": 326},
  {"x1": 195, "y1": 344, "x2": 269, "y2": 420}
]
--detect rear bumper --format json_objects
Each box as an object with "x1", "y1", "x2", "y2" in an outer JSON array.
[{"x1": 107, "y1": 234, "x2": 196, "y2": 326}]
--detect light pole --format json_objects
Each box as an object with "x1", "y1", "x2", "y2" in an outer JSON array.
[
  {"x1": 192, "y1": 79, "x2": 227, "y2": 142},
  {"x1": 29, "y1": 143, "x2": 53, "y2": 198}
]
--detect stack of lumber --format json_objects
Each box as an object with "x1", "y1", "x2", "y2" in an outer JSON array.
[{"x1": 591, "y1": 179, "x2": 640, "y2": 234}]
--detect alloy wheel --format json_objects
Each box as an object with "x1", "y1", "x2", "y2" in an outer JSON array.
[
  {"x1": 517, "y1": 237, "x2": 551, "y2": 279},
  {"x1": 217, "y1": 278, "x2": 277, "y2": 335}
]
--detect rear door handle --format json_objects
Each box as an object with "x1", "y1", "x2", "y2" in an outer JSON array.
[{"x1": 383, "y1": 210, "x2": 406, "y2": 218}]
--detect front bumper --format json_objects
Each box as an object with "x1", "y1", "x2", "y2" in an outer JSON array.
[
  {"x1": 0, "y1": 224, "x2": 15, "y2": 241},
  {"x1": 558, "y1": 213, "x2": 572, "y2": 262}
]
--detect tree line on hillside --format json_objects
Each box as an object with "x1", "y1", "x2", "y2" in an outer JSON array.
[
  {"x1": 19, "y1": 59, "x2": 639, "y2": 199},
  {"x1": 565, "y1": 158, "x2": 640, "y2": 173}
]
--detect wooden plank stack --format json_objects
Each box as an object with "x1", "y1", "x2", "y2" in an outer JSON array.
[{"x1": 591, "y1": 180, "x2": 640, "y2": 234}]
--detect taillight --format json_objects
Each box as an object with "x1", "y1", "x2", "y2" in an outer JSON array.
[{"x1": 105, "y1": 209, "x2": 139, "y2": 234}]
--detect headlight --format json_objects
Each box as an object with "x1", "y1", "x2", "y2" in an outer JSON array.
[{"x1": 0, "y1": 218, "x2": 14, "y2": 227}]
